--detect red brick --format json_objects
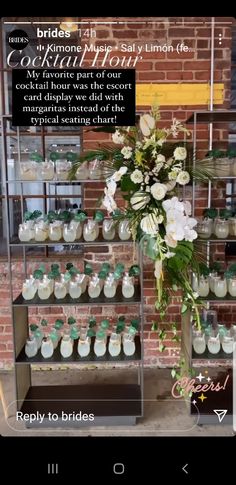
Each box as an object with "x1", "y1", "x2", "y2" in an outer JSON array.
[
  {"x1": 138, "y1": 72, "x2": 165, "y2": 81},
  {"x1": 113, "y1": 30, "x2": 138, "y2": 39}
]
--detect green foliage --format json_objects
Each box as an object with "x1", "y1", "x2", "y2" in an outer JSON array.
[
  {"x1": 84, "y1": 262, "x2": 93, "y2": 275},
  {"x1": 30, "y1": 324, "x2": 38, "y2": 332},
  {"x1": 41, "y1": 319, "x2": 48, "y2": 327},
  {"x1": 88, "y1": 317, "x2": 96, "y2": 328},
  {"x1": 199, "y1": 262, "x2": 211, "y2": 277},
  {"x1": 54, "y1": 319, "x2": 64, "y2": 330},
  {"x1": 203, "y1": 208, "x2": 218, "y2": 219},
  {"x1": 68, "y1": 317, "x2": 76, "y2": 325},
  {"x1": 129, "y1": 265, "x2": 140, "y2": 277},
  {"x1": 166, "y1": 241, "x2": 193, "y2": 272}
]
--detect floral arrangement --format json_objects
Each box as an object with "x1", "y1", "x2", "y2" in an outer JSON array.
[{"x1": 71, "y1": 108, "x2": 208, "y2": 329}]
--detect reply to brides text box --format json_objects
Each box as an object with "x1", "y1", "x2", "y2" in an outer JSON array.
[{"x1": 12, "y1": 68, "x2": 135, "y2": 126}]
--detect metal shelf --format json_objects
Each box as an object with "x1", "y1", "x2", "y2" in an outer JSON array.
[
  {"x1": 10, "y1": 235, "x2": 132, "y2": 247},
  {"x1": 200, "y1": 292, "x2": 236, "y2": 302},
  {"x1": 187, "y1": 110, "x2": 236, "y2": 123},
  {"x1": 16, "y1": 336, "x2": 141, "y2": 364},
  {"x1": 192, "y1": 348, "x2": 233, "y2": 360},
  {"x1": 198, "y1": 237, "x2": 236, "y2": 243},
  {"x1": 20, "y1": 384, "x2": 142, "y2": 426},
  {"x1": 13, "y1": 285, "x2": 141, "y2": 307},
  {"x1": 5, "y1": 179, "x2": 105, "y2": 184}
]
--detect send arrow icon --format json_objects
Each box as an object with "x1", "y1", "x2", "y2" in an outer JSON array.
[{"x1": 213, "y1": 409, "x2": 228, "y2": 423}]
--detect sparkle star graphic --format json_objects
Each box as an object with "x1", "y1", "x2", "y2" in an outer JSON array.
[
  {"x1": 207, "y1": 377, "x2": 211, "y2": 382},
  {"x1": 196, "y1": 372, "x2": 204, "y2": 382},
  {"x1": 198, "y1": 393, "x2": 207, "y2": 403},
  {"x1": 192, "y1": 400, "x2": 197, "y2": 405}
]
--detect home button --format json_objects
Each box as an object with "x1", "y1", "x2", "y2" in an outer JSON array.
[{"x1": 113, "y1": 463, "x2": 125, "y2": 475}]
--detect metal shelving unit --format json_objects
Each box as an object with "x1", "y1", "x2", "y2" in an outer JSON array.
[
  {"x1": 1, "y1": 115, "x2": 144, "y2": 427},
  {"x1": 182, "y1": 110, "x2": 235, "y2": 425}
]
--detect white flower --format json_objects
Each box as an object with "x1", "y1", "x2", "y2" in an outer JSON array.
[
  {"x1": 150, "y1": 183, "x2": 167, "y2": 201},
  {"x1": 152, "y1": 162, "x2": 163, "y2": 175},
  {"x1": 162, "y1": 196, "x2": 184, "y2": 213},
  {"x1": 164, "y1": 233, "x2": 178, "y2": 248},
  {"x1": 183, "y1": 201, "x2": 192, "y2": 216},
  {"x1": 166, "y1": 222, "x2": 185, "y2": 242},
  {"x1": 119, "y1": 166, "x2": 128, "y2": 175},
  {"x1": 130, "y1": 169, "x2": 143, "y2": 184},
  {"x1": 154, "y1": 259, "x2": 163, "y2": 279},
  {"x1": 173, "y1": 147, "x2": 187, "y2": 161},
  {"x1": 145, "y1": 174, "x2": 150, "y2": 184},
  {"x1": 140, "y1": 114, "x2": 155, "y2": 136},
  {"x1": 184, "y1": 227, "x2": 198, "y2": 242},
  {"x1": 156, "y1": 154, "x2": 165, "y2": 163},
  {"x1": 168, "y1": 168, "x2": 181, "y2": 180},
  {"x1": 157, "y1": 138, "x2": 165, "y2": 146},
  {"x1": 166, "y1": 158, "x2": 173, "y2": 167},
  {"x1": 103, "y1": 189, "x2": 117, "y2": 213},
  {"x1": 136, "y1": 141, "x2": 142, "y2": 149},
  {"x1": 112, "y1": 130, "x2": 125, "y2": 144},
  {"x1": 166, "y1": 251, "x2": 175, "y2": 258},
  {"x1": 146, "y1": 186, "x2": 151, "y2": 192},
  {"x1": 106, "y1": 179, "x2": 117, "y2": 195},
  {"x1": 130, "y1": 191, "x2": 150, "y2": 211},
  {"x1": 121, "y1": 146, "x2": 133, "y2": 159},
  {"x1": 140, "y1": 213, "x2": 159, "y2": 235},
  {"x1": 165, "y1": 180, "x2": 176, "y2": 192},
  {"x1": 152, "y1": 148, "x2": 157, "y2": 157},
  {"x1": 176, "y1": 170, "x2": 190, "y2": 185},
  {"x1": 110, "y1": 166, "x2": 128, "y2": 182}
]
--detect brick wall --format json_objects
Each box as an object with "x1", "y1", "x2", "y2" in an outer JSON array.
[{"x1": 0, "y1": 17, "x2": 233, "y2": 368}]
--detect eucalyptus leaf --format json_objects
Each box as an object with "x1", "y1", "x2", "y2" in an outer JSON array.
[
  {"x1": 101, "y1": 319, "x2": 109, "y2": 330},
  {"x1": 129, "y1": 265, "x2": 140, "y2": 277},
  {"x1": 74, "y1": 211, "x2": 87, "y2": 222},
  {"x1": 70, "y1": 327, "x2": 79, "y2": 340},
  {"x1": 33, "y1": 269, "x2": 44, "y2": 280},
  {"x1": 130, "y1": 319, "x2": 139, "y2": 330},
  {"x1": 116, "y1": 322, "x2": 125, "y2": 333},
  {"x1": 84, "y1": 262, "x2": 93, "y2": 275},
  {"x1": 151, "y1": 322, "x2": 158, "y2": 331},
  {"x1": 30, "y1": 324, "x2": 38, "y2": 332},
  {"x1": 88, "y1": 317, "x2": 96, "y2": 327},
  {"x1": 54, "y1": 319, "x2": 64, "y2": 330},
  {"x1": 87, "y1": 328, "x2": 96, "y2": 337},
  {"x1": 94, "y1": 210, "x2": 104, "y2": 222},
  {"x1": 68, "y1": 317, "x2": 76, "y2": 325},
  {"x1": 41, "y1": 319, "x2": 48, "y2": 327}
]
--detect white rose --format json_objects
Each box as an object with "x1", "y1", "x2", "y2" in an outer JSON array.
[
  {"x1": 168, "y1": 169, "x2": 179, "y2": 180},
  {"x1": 131, "y1": 169, "x2": 144, "y2": 184},
  {"x1": 140, "y1": 114, "x2": 155, "y2": 136},
  {"x1": 130, "y1": 191, "x2": 150, "y2": 211},
  {"x1": 140, "y1": 213, "x2": 160, "y2": 235},
  {"x1": 112, "y1": 130, "x2": 125, "y2": 144},
  {"x1": 156, "y1": 154, "x2": 165, "y2": 163},
  {"x1": 121, "y1": 146, "x2": 133, "y2": 159},
  {"x1": 173, "y1": 147, "x2": 187, "y2": 161},
  {"x1": 150, "y1": 183, "x2": 167, "y2": 201},
  {"x1": 176, "y1": 170, "x2": 190, "y2": 185}
]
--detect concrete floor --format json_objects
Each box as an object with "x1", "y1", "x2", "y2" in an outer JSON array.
[{"x1": 0, "y1": 368, "x2": 234, "y2": 436}]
